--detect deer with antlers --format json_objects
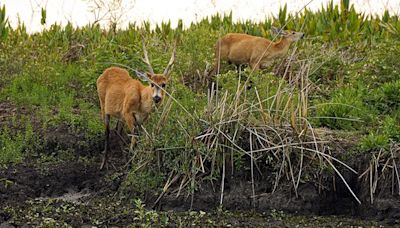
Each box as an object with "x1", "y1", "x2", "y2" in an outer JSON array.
[{"x1": 96, "y1": 39, "x2": 176, "y2": 170}]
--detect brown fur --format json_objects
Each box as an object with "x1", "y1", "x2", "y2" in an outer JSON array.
[
  {"x1": 210, "y1": 28, "x2": 304, "y2": 76},
  {"x1": 96, "y1": 67, "x2": 169, "y2": 170},
  {"x1": 97, "y1": 67, "x2": 167, "y2": 128},
  {"x1": 96, "y1": 39, "x2": 175, "y2": 170}
]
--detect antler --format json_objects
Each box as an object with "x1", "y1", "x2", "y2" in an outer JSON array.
[
  {"x1": 163, "y1": 41, "x2": 176, "y2": 76},
  {"x1": 142, "y1": 38, "x2": 155, "y2": 75}
]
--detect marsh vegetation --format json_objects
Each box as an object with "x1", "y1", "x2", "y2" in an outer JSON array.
[{"x1": 0, "y1": 1, "x2": 399, "y2": 226}]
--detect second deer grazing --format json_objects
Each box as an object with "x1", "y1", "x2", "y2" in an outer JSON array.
[
  {"x1": 96, "y1": 40, "x2": 176, "y2": 170},
  {"x1": 209, "y1": 27, "x2": 304, "y2": 76}
]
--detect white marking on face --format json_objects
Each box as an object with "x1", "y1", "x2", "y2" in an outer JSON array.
[{"x1": 153, "y1": 87, "x2": 162, "y2": 99}]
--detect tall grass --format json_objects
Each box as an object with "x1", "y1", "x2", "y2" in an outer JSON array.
[
  {"x1": 0, "y1": 5, "x2": 8, "y2": 40},
  {"x1": 129, "y1": 58, "x2": 362, "y2": 205},
  {"x1": 359, "y1": 142, "x2": 400, "y2": 204}
]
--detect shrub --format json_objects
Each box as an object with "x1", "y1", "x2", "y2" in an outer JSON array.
[
  {"x1": 364, "y1": 80, "x2": 400, "y2": 115},
  {"x1": 380, "y1": 80, "x2": 400, "y2": 113},
  {"x1": 359, "y1": 132, "x2": 389, "y2": 152},
  {"x1": 314, "y1": 86, "x2": 372, "y2": 130},
  {"x1": 382, "y1": 116, "x2": 400, "y2": 142}
]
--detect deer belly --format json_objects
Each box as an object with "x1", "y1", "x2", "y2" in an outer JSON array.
[{"x1": 228, "y1": 47, "x2": 250, "y2": 64}]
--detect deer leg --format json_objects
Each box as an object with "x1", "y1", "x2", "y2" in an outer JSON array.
[
  {"x1": 208, "y1": 64, "x2": 217, "y2": 78},
  {"x1": 114, "y1": 120, "x2": 121, "y2": 133},
  {"x1": 114, "y1": 119, "x2": 129, "y2": 164},
  {"x1": 114, "y1": 120, "x2": 124, "y2": 138},
  {"x1": 124, "y1": 113, "x2": 137, "y2": 151},
  {"x1": 237, "y1": 64, "x2": 253, "y2": 90},
  {"x1": 129, "y1": 128, "x2": 137, "y2": 151},
  {"x1": 100, "y1": 114, "x2": 111, "y2": 170},
  {"x1": 236, "y1": 64, "x2": 242, "y2": 76},
  {"x1": 114, "y1": 120, "x2": 130, "y2": 154}
]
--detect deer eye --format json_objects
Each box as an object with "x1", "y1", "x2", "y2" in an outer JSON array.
[
  {"x1": 151, "y1": 84, "x2": 154, "y2": 87},
  {"x1": 161, "y1": 84, "x2": 166, "y2": 88},
  {"x1": 292, "y1": 32, "x2": 295, "y2": 34}
]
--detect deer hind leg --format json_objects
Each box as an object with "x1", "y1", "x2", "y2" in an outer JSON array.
[
  {"x1": 100, "y1": 107, "x2": 105, "y2": 121},
  {"x1": 100, "y1": 114, "x2": 111, "y2": 170},
  {"x1": 115, "y1": 120, "x2": 124, "y2": 136},
  {"x1": 113, "y1": 120, "x2": 129, "y2": 150},
  {"x1": 97, "y1": 91, "x2": 106, "y2": 120},
  {"x1": 123, "y1": 112, "x2": 137, "y2": 151}
]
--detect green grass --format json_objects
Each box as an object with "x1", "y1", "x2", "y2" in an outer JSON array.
[
  {"x1": 313, "y1": 85, "x2": 373, "y2": 130},
  {"x1": 0, "y1": 122, "x2": 40, "y2": 165}
]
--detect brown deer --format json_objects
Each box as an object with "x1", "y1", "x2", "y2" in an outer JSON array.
[
  {"x1": 96, "y1": 40, "x2": 175, "y2": 170},
  {"x1": 209, "y1": 27, "x2": 304, "y2": 76}
]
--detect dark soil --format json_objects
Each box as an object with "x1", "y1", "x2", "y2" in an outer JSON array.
[
  {"x1": 0, "y1": 160, "x2": 105, "y2": 207},
  {"x1": 158, "y1": 172, "x2": 400, "y2": 221},
  {"x1": 1, "y1": 150, "x2": 398, "y2": 227}
]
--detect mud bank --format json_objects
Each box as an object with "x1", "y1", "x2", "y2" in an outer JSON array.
[{"x1": 0, "y1": 155, "x2": 399, "y2": 227}]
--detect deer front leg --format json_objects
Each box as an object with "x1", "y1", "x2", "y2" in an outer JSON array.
[{"x1": 235, "y1": 64, "x2": 242, "y2": 76}]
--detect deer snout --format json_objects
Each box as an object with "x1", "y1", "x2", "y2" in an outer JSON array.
[
  {"x1": 153, "y1": 96, "x2": 162, "y2": 103},
  {"x1": 153, "y1": 87, "x2": 163, "y2": 104}
]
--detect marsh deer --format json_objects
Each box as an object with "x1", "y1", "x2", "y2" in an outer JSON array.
[
  {"x1": 96, "y1": 40, "x2": 175, "y2": 170},
  {"x1": 209, "y1": 27, "x2": 304, "y2": 76}
]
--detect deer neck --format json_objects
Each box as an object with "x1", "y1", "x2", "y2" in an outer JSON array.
[
  {"x1": 272, "y1": 37, "x2": 292, "y2": 56},
  {"x1": 141, "y1": 85, "x2": 154, "y2": 111}
]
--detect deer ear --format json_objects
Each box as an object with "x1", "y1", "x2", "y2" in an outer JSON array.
[
  {"x1": 271, "y1": 26, "x2": 280, "y2": 35},
  {"x1": 146, "y1": 72, "x2": 153, "y2": 79},
  {"x1": 271, "y1": 26, "x2": 288, "y2": 36},
  {"x1": 136, "y1": 71, "x2": 150, "y2": 82}
]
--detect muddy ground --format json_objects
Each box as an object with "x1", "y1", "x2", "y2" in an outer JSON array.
[
  {"x1": 0, "y1": 102, "x2": 399, "y2": 227},
  {"x1": 0, "y1": 157, "x2": 395, "y2": 227}
]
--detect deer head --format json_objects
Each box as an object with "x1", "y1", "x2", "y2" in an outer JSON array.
[
  {"x1": 271, "y1": 26, "x2": 304, "y2": 42},
  {"x1": 140, "y1": 38, "x2": 176, "y2": 104}
]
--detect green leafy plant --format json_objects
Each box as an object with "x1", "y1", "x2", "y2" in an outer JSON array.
[
  {"x1": 133, "y1": 199, "x2": 168, "y2": 227},
  {"x1": 360, "y1": 132, "x2": 389, "y2": 152},
  {"x1": 0, "y1": 123, "x2": 40, "y2": 165},
  {"x1": 314, "y1": 86, "x2": 371, "y2": 130}
]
